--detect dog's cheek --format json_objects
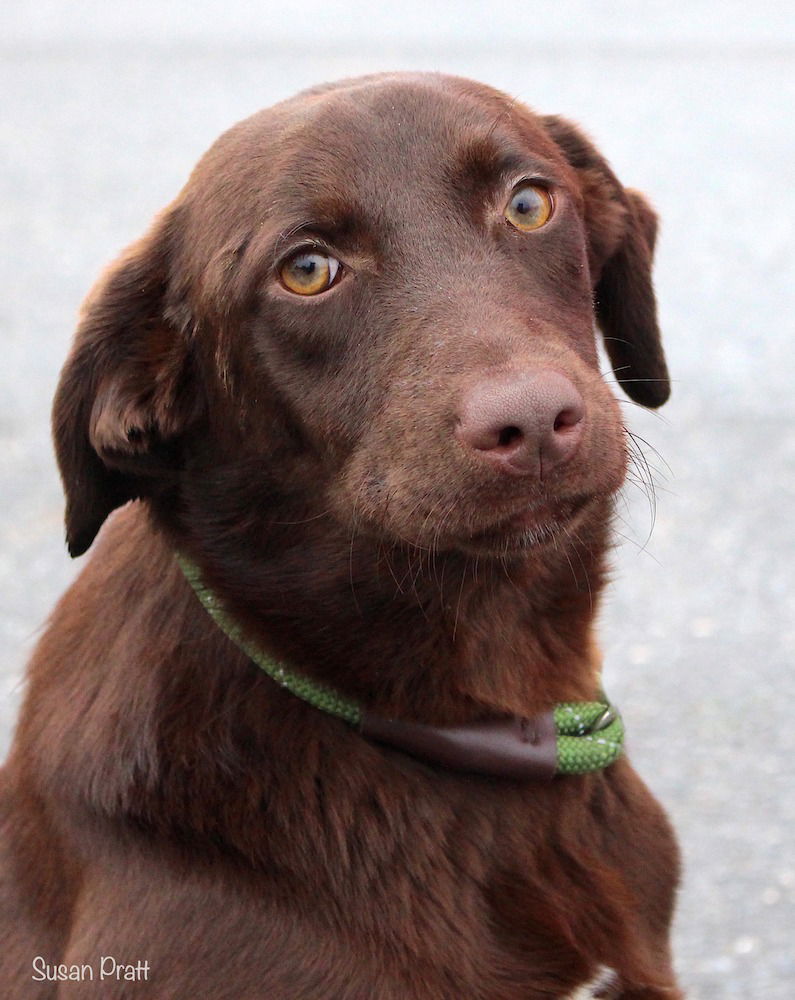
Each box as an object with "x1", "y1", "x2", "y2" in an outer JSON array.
[
  {"x1": 333, "y1": 418, "x2": 455, "y2": 538},
  {"x1": 247, "y1": 317, "x2": 386, "y2": 464},
  {"x1": 580, "y1": 387, "x2": 628, "y2": 495}
]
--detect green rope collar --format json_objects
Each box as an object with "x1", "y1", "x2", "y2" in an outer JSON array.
[{"x1": 178, "y1": 554, "x2": 624, "y2": 779}]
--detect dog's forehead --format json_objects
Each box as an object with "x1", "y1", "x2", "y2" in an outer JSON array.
[
  {"x1": 284, "y1": 78, "x2": 564, "y2": 192},
  {"x1": 189, "y1": 76, "x2": 568, "y2": 221},
  {"x1": 175, "y1": 75, "x2": 584, "y2": 287}
]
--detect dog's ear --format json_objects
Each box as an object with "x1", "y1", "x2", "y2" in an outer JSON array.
[
  {"x1": 53, "y1": 207, "x2": 202, "y2": 557},
  {"x1": 542, "y1": 115, "x2": 670, "y2": 408}
]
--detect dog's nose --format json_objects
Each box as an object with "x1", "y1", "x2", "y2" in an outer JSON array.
[{"x1": 456, "y1": 370, "x2": 585, "y2": 476}]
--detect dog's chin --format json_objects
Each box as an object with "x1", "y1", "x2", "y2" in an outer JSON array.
[
  {"x1": 362, "y1": 493, "x2": 597, "y2": 560},
  {"x1": 456, "y1": 517, "x2": 567, "y2": 558},
  {"x1": 453, "y1": 495, "x2": 593, "y2": 558}
]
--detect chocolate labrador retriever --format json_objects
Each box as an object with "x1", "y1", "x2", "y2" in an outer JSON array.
[{"x1": 0, "y1": 73, "x2": 680, "y2": 998}]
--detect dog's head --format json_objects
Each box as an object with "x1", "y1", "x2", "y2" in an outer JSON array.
[{"x1": 54, "y1": 73, "x2": 668, "y2": 561}]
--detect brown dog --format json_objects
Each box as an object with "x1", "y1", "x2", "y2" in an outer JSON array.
[{"x1": 0, "y1": 73, "x2": 680, "y2": 998}]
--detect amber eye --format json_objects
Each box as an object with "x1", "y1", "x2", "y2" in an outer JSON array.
[
  {"x1": 279, "y1": 250, "x2": 341, "y2": 296},
  {"x1": 504, "y1": 184, "x2": 553, "y2": 232}
]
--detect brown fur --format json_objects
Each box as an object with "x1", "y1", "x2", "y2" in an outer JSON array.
[{"x1": 1, "y1": 73, "x2": 680, "y2": 997}]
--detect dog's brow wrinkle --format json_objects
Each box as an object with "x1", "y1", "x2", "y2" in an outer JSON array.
[{"x1": 275, "y1": 220, "x2": 316, "y2": 249}]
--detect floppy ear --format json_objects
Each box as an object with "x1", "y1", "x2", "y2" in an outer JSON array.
[
  {"x1": 53, "y1": 207, "x2": 202, "y2": 557},
  {"x1": 542, "y1": 115, "x2": 670, "y2": 408}
]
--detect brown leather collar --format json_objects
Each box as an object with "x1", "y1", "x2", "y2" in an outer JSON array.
[
  {"x1": 177, "y1": 554, "x2": 623, "y2": 780},
  {"x1": 360, "y1": 710, "x2": 559, "y2": 780}
]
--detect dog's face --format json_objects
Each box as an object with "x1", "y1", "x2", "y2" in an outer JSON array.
[{"x1": 54, "y1": 74, "x2": 668, "y2": 561}]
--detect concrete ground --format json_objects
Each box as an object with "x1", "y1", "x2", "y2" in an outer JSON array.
[{"x1": 2, "y1": 2, "x2": 793, "y2": 995}]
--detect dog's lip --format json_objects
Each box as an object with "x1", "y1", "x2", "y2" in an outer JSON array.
[{"x1": 463, "y1": 494, "x2": 590, "y2": 550}]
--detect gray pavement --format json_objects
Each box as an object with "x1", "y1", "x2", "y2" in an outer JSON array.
[{"x1": 2, "y1": 3, "x2": 794, "y2": 996}]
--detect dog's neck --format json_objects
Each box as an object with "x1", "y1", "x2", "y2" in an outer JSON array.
[
  {"x1": 28, "y1": 505, "x2": 613, "y2": 829},
  {"x1": 173, "y1": 501, "x2": 611, "y2": 725}
]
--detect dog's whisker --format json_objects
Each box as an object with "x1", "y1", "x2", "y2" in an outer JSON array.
[
  {"x1": 626, "y1": 429, "x2": 674, "y2": 478},
  {"x1": 611, "y1": 519, "x2": 664, "y2": 565},
  {"x1": 347, "y1": 482, "x2": 369, "y2": 615},
  {"x1": 451, "y1": 556, "x2": 472, "y2": 642},
  {"x1": 600, "y1": 363, "x2": 633, "y2": 378},
  {"x1": 602, "y1": 376, "x2": 675, "y2": 387},
  {"x1": 267, "y1": 509, "x2": 332, "y2": 526},
  {"x1": 429, "y1": 498, "x2": 460, "y2": 600},
  {"x1": 615, "y1": 397, "x2": 672, "y2": 424},
  {"x1": 559, "y1": 521, "x2": 594, "y2": 612}
]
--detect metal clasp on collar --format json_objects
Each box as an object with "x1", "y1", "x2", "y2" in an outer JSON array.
[{"x1": 590, "y1": 705, "x2": 618, "y2": 732}]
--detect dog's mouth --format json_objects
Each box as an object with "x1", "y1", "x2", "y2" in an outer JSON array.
[
  {"x1": 457, "y1": 494, "x2": 591, "y2": 556},
  {"x1": 339, "y1": 452, "x2": 618, "y2": 560}
]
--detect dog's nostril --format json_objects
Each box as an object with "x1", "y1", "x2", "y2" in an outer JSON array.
[
  {"x1": 553, "y1": 408, "x2": 582, "y2": 433},
  {"x1": 497, "y1": 425, "x2": 523, "y2": 448}
]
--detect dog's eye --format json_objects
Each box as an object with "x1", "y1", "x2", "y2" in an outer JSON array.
[
  {"x1": 280, "y1": 250, "x2": 340, "y2": 296},
  {"x1": 504, "y1": 184, "x2": 553, "y2": 232}
]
